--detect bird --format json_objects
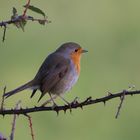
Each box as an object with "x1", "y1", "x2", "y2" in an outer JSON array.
[{"x1": 4, "y1": 42, "x2": 87, "y2": 106}]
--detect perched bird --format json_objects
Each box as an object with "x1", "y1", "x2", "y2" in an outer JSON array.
[{"x1": 4, "y1": 42, "x2": 87, "y2": 106}]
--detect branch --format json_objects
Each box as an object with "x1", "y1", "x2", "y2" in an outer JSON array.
[
  {"x1": 25, "y1": 115, "x2": 35, "y2": 140},
  {"x1": 0, "y1": 89, "x2": 140, "y2": 116},
  {"x1": 0, "y1": 86, "x2": 6, "y2": 111},
  {"x1": 0, "y1": 1, "x2": 50, "y2": 42},
  {"x1": 115, "y1": 90, "x2": 126, "y2": 119},
  {"x1": 10, "y1": 101, "x2": 21, "y2": 140},
  {"x1": 22, "y1": 0, "x2": 31, "y2": 17},
  {"x1": 0, "y1": 16, "x2": 50, "y2": 27}
]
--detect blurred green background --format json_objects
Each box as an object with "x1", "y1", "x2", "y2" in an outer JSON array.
[{"x1": 0, "y1": 0, "x2": 140, "y2": 140}]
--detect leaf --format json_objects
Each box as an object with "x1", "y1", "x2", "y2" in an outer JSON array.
[
  {"x1": 11, "y1": 7, "x2": 18, "y2": 20},
  {"x1": 12, "y1": 7, "x2": 17, "y2": 16},
  {"x1": 23, "y1": 5, "x2": 46, "y2": 18},
  {"x1": 12, "y1": 19, "x2": 27, "y2": 31},
  {"x1": 19, "y1": 19, "x2": 27, "y2": 32}
]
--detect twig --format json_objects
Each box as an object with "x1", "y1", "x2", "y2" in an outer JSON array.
[
  {"x1": 1, "y1": 87, "x2": 6, "y2": 111},
  {"x1": 0, "y1": 16, "x2": 50, "y2": 28},
  {"x1": 25, "y1": 115, "x2": 35, "y2": 140},
  {"x1": 115, "y1": 90, "x2": 126, "y2": 119},
  {"x1": 0, "y1": 89, "x2": 140, "y2": 116},
  {"x1": 115, "y1": 85, "x2": 135, "y2": 119},
  {"x1": 10, "y1": 100, "x2": 21, "y2": 140},
  {"x1": 0, "y1": 15, "x2": 50, "y2": 42},
  {"x1": 0, "y1": 0, "x2": 50, "y2": 42},
  {"x1": 22, "y1": 0, "x2": 31, "y2": 17}
]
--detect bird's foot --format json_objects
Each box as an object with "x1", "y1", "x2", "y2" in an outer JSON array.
[
  {"x1": 51, "y1": 103, "x2": 58, "y2": 110},
  {"x1": 68, "y1": 97, "x2": 79, "y2": 113},
  {"x1": 71, "y1": 97, "x2": 79, "y2": 104},
  {"x1": 65, "y1": 102, "x2": 72, "y2": 113},
  {"x1": 41, "y1": 100, "x2": 51, "y2": 107}
]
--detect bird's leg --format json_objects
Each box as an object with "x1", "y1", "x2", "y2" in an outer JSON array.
[
  {"x1": 49, "y1": 93, "x2": 58, "y2": 109},
  {"x1": 58, "y1": 95, "x2": 70, "y2": 104},
  {"x1": 58, "y1": 95, "x2": 72, "y2": 112},
  {"x1": 72, "y1": 97, "x2": 79, "y2": 104},
  {"x1": 41, "y1": 95, "x2": 57, "y2": 107}
]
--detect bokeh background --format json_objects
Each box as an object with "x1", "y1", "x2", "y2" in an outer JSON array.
[{"x1": 0, "y1": 0, "x2": 140, "y2": 140}]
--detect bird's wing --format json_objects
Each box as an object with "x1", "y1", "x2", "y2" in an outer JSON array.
[{"x1": 36, "y1": 53, "x2": 70, "y2": 102}]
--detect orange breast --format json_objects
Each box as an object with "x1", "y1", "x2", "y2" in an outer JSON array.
[{"x1": 70, "y1": 53, "x2": 81, "y2": 74}]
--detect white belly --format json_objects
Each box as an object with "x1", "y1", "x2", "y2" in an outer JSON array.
[{"x1": 51, "y1": 66, "x2": 79, "y2": 95}]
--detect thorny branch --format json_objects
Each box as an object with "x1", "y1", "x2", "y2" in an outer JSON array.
[
  {"x1": 10, "y1": 101, "x2": 21, "y2": 140},
  {"x1": 0, "y1": 16, "x2": 50, "y2": 27},
  {"x1": 0, "y1": 16, "x2": 50, "y2": 42},
  {"x1": 115, "y1": 90, "x2": 126, "y2": 119},
  {"x1": 25, "y1": 115, "x2": 35, "y2": 140},
  {"x1": 0, "y1": 89, "x2": 140, "y2": 116},
  {"x1": 0, "y1": 0, "x2": 50, "y2": 42},
  {"x1": 1, "y1": 86, "x2": 6, "y2": 111}
]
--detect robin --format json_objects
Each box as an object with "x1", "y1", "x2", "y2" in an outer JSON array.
[{"x1": 4, "y1": 42, "x2": 87, "y2": 106}]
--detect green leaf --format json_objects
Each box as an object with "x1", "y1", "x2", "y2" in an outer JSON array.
[
  {"x1": 19, "y1": 19, "x2": 27, "y2": 32},
  {"x1": 11, "y1": 7, "x2": 27, "y2": 31},
  {"x1": 13, "y1": 19, "x2": 27, "y2": 31},
  {"x1": 12, "y1": 7, "x2": 17, "y2": 16},
  {"x1": 11, "y1": 7, "x2": 18, "y2": 20},
  {"x1": 23, "y1": 5, "x2": 46, "y2": 18}
]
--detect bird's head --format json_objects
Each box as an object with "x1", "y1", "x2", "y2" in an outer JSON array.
[
  {"x1": 56, "y1": 42, "x2": 88, "y2": 59},
  {"x1": 56, "y1": 42, "x2": 88, "y2": 74}
]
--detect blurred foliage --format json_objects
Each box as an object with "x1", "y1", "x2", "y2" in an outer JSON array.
[
  {"x1": 3, "y1": 4, "x2": 48, "y2": 37},
  {"x1": 0, "y1": 0, "x2": 140, "y2": 140},
  {"x1": 23, "y1": 5, "x2": 46, "y2": 18}
]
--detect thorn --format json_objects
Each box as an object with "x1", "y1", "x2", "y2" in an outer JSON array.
[
  {"x1": 108, "y1": 91, "x2": 112, "y2": 96},
  {"x1": 103, "y1": 101, "x2": 106, "y2": 106},
  {"x1": 80, "y1": 104, "x2": 83, "y2": 110},
  {"x1": 128, "y1": 85, "x2": 135, "y2": 91},
  {"x1": 69, "y1": 108, "x2": 72, "y2": 114},
  {"x1": 55, "y1": 110, "x2": 59, "y2": 116},
  {"x1": 72, "y1": 97, "x2": 79, "y2": 104},
  {"x1": 2, "y1": 114, "x2": 5, "y2": 118},
  {"x1": 84, "y1": 96, "x2": 92, "y2": 103},
  {"x1": 65, "y1": 103, "x2": 72, "y2": 114},
  {"x1": 63, "y1": 108, "x2": 67, "y2": 114},
  {"x1": 87, "y1": 96, "x2": 92, "y2": 101}
]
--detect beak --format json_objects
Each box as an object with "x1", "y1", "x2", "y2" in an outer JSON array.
[{"x1": 82, "y1": 49, "x2": 88, "y2": 53}]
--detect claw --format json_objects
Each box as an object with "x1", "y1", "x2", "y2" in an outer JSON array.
[
  {"x1": 51, "y1": 103, "x2": 58, "y2": 110},
  {"x1": 66, "y1": 102, "x2": 72, "y2": 113},
  {"x1": 72, "y1": 97, "x2": 79, "y2": 104}
]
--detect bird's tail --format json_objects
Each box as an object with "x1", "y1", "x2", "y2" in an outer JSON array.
[{"x1": 4, "y1": 80, "x2": 35, "y2": 99}]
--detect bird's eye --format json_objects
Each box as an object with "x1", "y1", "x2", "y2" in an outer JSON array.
[{"x1": 75, "y1": 49, "x2": 78, "y2": 52}]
